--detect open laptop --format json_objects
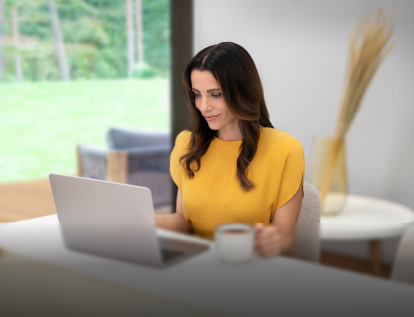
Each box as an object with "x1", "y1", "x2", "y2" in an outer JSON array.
[{"x1": 49, "y1": 173, "x2": 209, "y2": 268}]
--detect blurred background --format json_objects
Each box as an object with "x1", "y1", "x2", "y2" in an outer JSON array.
[{"x1": 0, "y1": 0, "x2": 413, "y2": 275}]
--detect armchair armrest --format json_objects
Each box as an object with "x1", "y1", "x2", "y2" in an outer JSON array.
[{"x1": 77, "y1": 144, "x2": 108, "y2": 180}]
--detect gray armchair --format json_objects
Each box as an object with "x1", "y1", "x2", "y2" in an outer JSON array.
[{"x1": 77, "y1": 127, "x2": 172, "y2": 209}]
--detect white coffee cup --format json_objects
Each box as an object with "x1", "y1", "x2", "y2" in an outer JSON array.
[{"x1": 215, "y1": 223, "x2": 255, "y2": 264}]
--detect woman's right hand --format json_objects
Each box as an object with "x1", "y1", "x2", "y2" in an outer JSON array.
[{"x1": 154, "y1": 189, "x2": 192, "y2": 234}]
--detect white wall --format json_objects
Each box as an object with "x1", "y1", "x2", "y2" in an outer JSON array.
[{"x1": 194, "y1": 0, "x2": 414, "y2": 264}]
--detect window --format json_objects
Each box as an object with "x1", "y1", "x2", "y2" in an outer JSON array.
[{"x1": 0, "y1": 0, "x2": 170, "y2": 183}]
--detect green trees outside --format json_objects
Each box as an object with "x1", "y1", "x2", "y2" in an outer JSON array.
[{"x1": 0, "y1": 0, "x2": 169, "y2": 81}]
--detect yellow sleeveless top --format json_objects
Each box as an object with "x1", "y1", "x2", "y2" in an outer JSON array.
[{"x1": 170, "y1": 127, "x2": 305, "y2": 239}]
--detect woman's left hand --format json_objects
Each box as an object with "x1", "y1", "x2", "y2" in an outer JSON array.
[{"x1": 254, "y1": 223, "x2": 281, "y2": 258}]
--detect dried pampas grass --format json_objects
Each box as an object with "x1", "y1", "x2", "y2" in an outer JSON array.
[{"x1": 319, "y1": 8, "x2": 396, "y2": 206}]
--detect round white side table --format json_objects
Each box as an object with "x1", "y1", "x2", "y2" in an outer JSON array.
[{"x1": 320, "y1": 195, "x2": 414, "y2": 275}]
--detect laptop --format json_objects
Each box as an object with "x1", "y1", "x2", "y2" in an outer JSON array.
[{"x1": 49, "y1": 173, "x2": 209, "y2": 268}]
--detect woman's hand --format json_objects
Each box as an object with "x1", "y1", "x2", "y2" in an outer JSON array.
[
  {"x1": 254, "y1": 223, "x2": 281, "y2": 258},
  {"x1": 155, "y1": 189, "x2": 192, "y2": 234}
]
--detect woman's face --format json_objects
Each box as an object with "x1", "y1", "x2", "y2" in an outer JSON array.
[{"x1": 191, "y1": 69, "x2": 238, "y2": 134}]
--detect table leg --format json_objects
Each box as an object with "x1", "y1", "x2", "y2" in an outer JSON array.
[{"x1": 369, "y1": 240, "x2": 382, "y2": 276}]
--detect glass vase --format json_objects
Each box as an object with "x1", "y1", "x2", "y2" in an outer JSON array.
[{"x1": 308, "y1": 136, "x2": 348, "y2": 216}]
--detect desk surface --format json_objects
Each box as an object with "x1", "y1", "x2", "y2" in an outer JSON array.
[
  {"x1": 0, "y1": 249, "x2": 226, "y2": 317},
  {"x1": 1, "y1": 215, "x2": 414, "y2": 317},
  {"x1": 321, "y1": 195, "x2": 414, "y2": 240}
]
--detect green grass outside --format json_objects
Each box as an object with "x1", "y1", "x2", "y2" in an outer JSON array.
[{"x1": 0, "y1": 78, "x2": 169, "y2": 183}]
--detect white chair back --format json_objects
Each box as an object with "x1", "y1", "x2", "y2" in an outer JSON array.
[
  {"x1": 391, "y1": 225, "x2": 414, "y2": 285},
  {"x1": 290, "y1": 182, "x2": 321, "y2": 262}
]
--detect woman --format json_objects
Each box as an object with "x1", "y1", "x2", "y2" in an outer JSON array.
[{"x1": 155, "y1": 42, "x2": 304, "y2": 258}]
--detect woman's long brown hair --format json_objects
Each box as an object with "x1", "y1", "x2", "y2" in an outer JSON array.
[{"x1": 181, "y1": 42, "x2": 274, "y2": 192}]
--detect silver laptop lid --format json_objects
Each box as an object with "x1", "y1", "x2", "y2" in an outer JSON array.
[
  {"x1": 49, "y1": 173, "x2": 154, "y2": 224},
  {"x1": 49, "y1": 173, "x2": 163, "y2": 266}
]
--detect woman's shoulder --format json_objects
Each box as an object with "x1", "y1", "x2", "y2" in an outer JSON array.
[
  {"x1": 174, "y1": 130, "x2": 192, "y2": 146},
  {"x1": 256, "y1": 128, "x2": 304, "y2": 174},
  {"x1": 262, "y1": 128, "x2": 302, "y2": 147},
  {"x1": 258, "y1": 128, "x2": 304, "y2": 159},
  {"x1": 172, "y1": 130, "x2": 192, "y2": 155}
]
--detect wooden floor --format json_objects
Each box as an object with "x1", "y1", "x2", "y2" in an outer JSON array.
[
  {"x1": 320, "y1": 250, "x2": 391, "y2": 279},
  {"x1": 0, "y1": 179, "x2": 57, "y2": 223},
  {"x1": 0, "y1": 178, "x2": 391, "y2": 278}
]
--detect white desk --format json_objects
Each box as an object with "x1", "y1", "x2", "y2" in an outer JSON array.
[
  {"x1": 1, "y1": 215, "x2": 414, "y2": 317},
  {"x1": 320, "y1": 195, "x2": 414, "y2": 275}
]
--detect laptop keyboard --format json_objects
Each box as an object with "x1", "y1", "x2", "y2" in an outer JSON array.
[{"x1": 161, "y1": 249, "x2": 184, "y2": 262}]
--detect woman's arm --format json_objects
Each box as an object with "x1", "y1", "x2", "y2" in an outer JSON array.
[
  {"x1": 154, "y1": 189, "x2": 192, "y2": 234},
  {"x1": 255, "y1": 182, "x2": 303, "y2": 257}
]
